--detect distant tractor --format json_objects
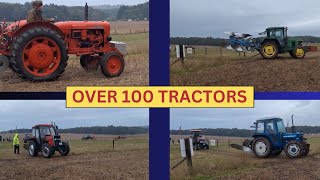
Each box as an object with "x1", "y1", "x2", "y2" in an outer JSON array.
[
  {"x1": 0, "y1": 3, "x2": 126, "y2": 81},
  {"x1": 226, "y1": 27, "x2": 315, "y2": 59},
  {"x1": 81, "y1": 135, "x2": 95, "y2": 140},
  {"x1": 23, "y1": 124, "x2": 70, "y2": 158},
  {"x1": 190, "y1": 129, "x2": 209, "y2": 150},
  {"x1": 240, "y1": 117, "x2": 310, "y2": 159}
]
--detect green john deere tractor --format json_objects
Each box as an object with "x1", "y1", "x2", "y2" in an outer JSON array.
[{"x1": 259, "y1": 27, "x2": 306, "y2": 59}]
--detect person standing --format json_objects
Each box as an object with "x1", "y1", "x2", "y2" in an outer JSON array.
[{"x1": 13, "y1": 133, "x2": 20, "y2": 154}]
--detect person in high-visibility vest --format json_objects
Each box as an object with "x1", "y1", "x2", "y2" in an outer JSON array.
[{"x1": 13, "y1": 133, "x2": 20, "y2": 154}]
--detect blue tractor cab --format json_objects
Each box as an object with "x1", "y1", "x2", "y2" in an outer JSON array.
[{"x1": 246, "y1": 117, "x2": 309, "y2": 158}]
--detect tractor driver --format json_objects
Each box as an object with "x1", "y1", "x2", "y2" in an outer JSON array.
[{"x1": 27, "y1": 0, "x2": 54, "y2": 23}]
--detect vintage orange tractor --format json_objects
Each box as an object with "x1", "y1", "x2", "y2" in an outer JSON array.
[{"x1": 0, "y1": 4, "x2": 126, "y2": 81}]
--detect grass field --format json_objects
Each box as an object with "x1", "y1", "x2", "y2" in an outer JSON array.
[
  {"x1": 0, "y1": 133, "x2": 149, "y2": 180},
  {"x1": 170, "y1": 44, "x2": 320, "y2": 91},
  {"x1": 0, "y1": 21, "x2": 149, "y2": 92},
  {"x1": 170, "y1": 135, "x2": 320, "y2": 180}
]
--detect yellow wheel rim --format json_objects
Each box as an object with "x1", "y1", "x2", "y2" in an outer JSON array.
[
  {"x1": 263, "y1": 44, "x2": 276, "y2": 57},
  {"x1": 295, "y1": 48, "x2": 305, "y2": 58}
]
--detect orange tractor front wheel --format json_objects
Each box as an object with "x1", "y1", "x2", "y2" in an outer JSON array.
[{"x1": 100, "y1": 52, "x2": 125, "y2": 77}]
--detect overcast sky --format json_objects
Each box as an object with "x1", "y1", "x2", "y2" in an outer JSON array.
[
  {"x1": 2, "y1": 0, "x2": 148, "y2": 6},
  {"x1": 171, "y1": 0, "x2": 320, "y2": 38},
  {"x1": 171, "y1": 101, "x2": 320, "y2": 130},
  {"x1": 0, "y1": 100, "x2": 148, "y2": 131}
]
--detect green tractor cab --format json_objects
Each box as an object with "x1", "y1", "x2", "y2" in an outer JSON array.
[{"x1": 259, "y1": 27, "x2": 306, "y2": 59}]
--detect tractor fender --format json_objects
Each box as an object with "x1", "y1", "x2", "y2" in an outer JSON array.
[
  {"x1": 261, "y1": 39, "x2": 281, "y2": 50},
  {"x1": 13, "y1": 21, "x2": 64, "y2": 37},
  {"x1": 252, "y1": 135, "x2": 273, "y2": 147}
]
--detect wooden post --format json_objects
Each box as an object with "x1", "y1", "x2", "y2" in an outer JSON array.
[
  {"x1": 185, "y1": 138, "x2": 192, "y2": 168},
  {"x1": 228, "y1": 139, "x2": 230, "y2": 148},
  {"x1": 115, "y1": 29, "x2": 117, "y2": 35},
  {"x1": 130, "y1": 29, "x2": 132, "y2": 34},
  {"x1": 217, "y1": 139, "x2": 219, "y2": 147},
  {"x1": 220, "y1": 47, "x2": 222, "y2": 56},
  {"x1": 144, "y1": 28, "x2": 146, "y2": 33},
  {"x1": 113, "y1": 140, "x2": 115, "y2": 150}
]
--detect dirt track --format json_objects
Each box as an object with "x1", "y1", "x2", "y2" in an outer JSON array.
[
  {"x1": 0, "y1": 54, "x2": 148, "y2": 92},
  {"x1": 218, "y1": 155, "x2": 320, "y2": 180},
  {"x1": 0, "y1": 149, "x2": 148, "y2": 180},
  {"x1": 171, "y1": 54, "x2": 320, "y2": 91}
]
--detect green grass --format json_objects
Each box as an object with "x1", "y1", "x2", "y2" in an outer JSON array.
[{"x1": 112, "y1": 32, "x2": 149, "y2": 43}]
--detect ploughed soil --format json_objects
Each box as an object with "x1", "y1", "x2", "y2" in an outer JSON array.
[
  {"x1": 171, "y1": 53, "x2": 320, "y2": 92},
  {"x1": 0, "y1": 149, "x2": 149, "y2": 180}
]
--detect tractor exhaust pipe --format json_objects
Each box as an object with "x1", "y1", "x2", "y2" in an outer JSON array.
[
  {"x1": 291, "y1": 115, "x2": 296, "y2": 133},
  {"x1": 84, "y1": 2, "x2": 88, "y2": 21}
]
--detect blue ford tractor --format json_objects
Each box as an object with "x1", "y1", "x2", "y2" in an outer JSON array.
[{"x1": 239, "y1": 116, "x2": 310, "y2": 159}]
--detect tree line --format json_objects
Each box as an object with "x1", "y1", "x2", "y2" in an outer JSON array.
[
  {"x1": 171, "y1": 126, "x2": 320, "y2": 137},
  {"x1": 0, "y1": 2, "x2": 149, "y2": 21},
  {"x1": 2, "y1": 126, "x2": 149, "y2": 135},
  {"x1": 171, "y1": 36, "x2": 320, "y2": 46}
]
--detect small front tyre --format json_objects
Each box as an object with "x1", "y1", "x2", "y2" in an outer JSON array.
[
  {"x1": 284, "y1": 141, "x2": 303, "y2": 158},
  {"x1": 100, "y1": 52, "x2": 125, "y2": 78}
]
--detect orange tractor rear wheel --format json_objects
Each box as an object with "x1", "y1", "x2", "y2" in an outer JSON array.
[
  {"x1": 11, "y1": 27, "x2": 68, "y2": 81},
  {"x1": 100, "y1": 52, "x2": 125, "y2": 77}
]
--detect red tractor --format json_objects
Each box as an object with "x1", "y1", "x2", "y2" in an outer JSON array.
[
  {"x1": 23, "y1": 124, "x2": 70, "y2": 158},
  {"x1": 0, "y1": 5, "x2": 125, "y2": 81}
]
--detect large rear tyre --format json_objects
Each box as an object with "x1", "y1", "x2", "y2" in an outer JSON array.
[
  {"x1": 11, "y1": 27, "x2": 68, "y2": 81},
  {"x1": 100, "y1": 52, "x2": 125, "y2": 78},
  {"x1": 80, "y1": 55, "x2": 100, "y2": 71},
  {"x1": 58, "y1": 142, "x2": 70, "y2": 156},
  {"x1": 284, "y1": 141, "x2": 303, "y2": 159},
  {"x1": 260, "y1": 41, "x2": 279, "y2": 59},
  {"x1": 28, "y1": 141, "x2": 39, "y2": 157},
  {"x1": 41, "y1": 143, "x2": 53, "y2": 158},
  {"x1": 252, "y1": 137, "x2": 271, "y2": 158}
]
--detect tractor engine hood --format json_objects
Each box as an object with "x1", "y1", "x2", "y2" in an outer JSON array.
[
  {"x1": 283, "y1": 132, "x2": 303, "y2": 139},
  {"x1": 4, "y1": 20, "x2": 111, "y2": 37},
  {"x1": 54, "y1": 21, "x2": 111, "y2": 36}
]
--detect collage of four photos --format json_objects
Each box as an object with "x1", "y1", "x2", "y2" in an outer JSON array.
[{"x1": 0, "y1": 0, "x2": 319, "y2": 180}]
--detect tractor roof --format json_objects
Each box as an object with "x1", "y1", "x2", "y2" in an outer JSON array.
[
  {"x1": 256, "y1": 117, "x2": 283, "y2": 123},
  {"x1": 32, "y1": 124, "x2": 54, "y2": 128},
  {"x1": 190, "y1": 129, "x2": 202, "y2": 132},
  {"x1": 266, "y1": 27, "x2": 286, "y2": 30}
]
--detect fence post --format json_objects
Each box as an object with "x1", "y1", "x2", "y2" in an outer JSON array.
[
  {"x1": 228, "y1": 139, "x2": 230, "y2": 148},
  {"x1": 217, "y1": 139, "x2": 219, "y2": 147},
  {"x1": 113, "y1": 140, "x2": 115, "y2": 150},
  {"x1": 115, "y1": 29, "x2": 117, "y2": 35},
  {"x1": 130, "y1": 29, "x2": 132, "y2": 34},
  {"x1": 144, "y1": 28, "x2": 146, "y2": 33},
  {"x1": 185, "y1": 138, "x2": 193, "y2": 168},
  {"x1": 220, "y1": 47, "x2": 222, "y2": 56}
]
